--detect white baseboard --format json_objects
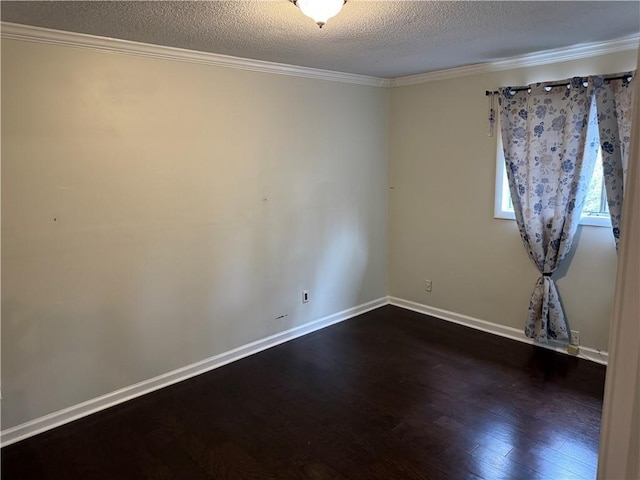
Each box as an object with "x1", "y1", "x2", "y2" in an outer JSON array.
[
  {"x1": 2, "y1": 295, "x2": 607, "y2": 447},
  {"x1": 0, "y1": 297, "x2": 388, "y2": 447},
  {"x1": 389, "y1": 297, "x2": 609, "y2": 365}
]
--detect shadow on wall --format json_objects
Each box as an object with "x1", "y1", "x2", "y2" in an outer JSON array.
[
  {"x1": 309, "y1": 204, "x2": 370, "y2": 323},
  {"x1": 257, "y1": 176, "x2": 371, "y2": 334},
  {"x1": 1, "y1": 164, "x2": 374, "y2": 430}
]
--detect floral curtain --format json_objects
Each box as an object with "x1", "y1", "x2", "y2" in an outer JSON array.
[
  {"x1": 500, "y1": 78, "x2": 600, "y2": 342},
  {"x1": 593, "y1": 74, "x2": 635, "y2": 250}
]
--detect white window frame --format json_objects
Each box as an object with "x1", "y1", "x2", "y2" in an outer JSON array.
[{"x1": 493, "y1": 116, "x2": 611, "y2": 228}]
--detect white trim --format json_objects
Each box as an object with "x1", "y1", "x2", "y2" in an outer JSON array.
[
  {"x1": 0, "y1": 297, "x2": 388, "y2": 447},
  {"x1": 1, "y1": 295, "x2": 609, "y2": 446},
  {"x1": 0, "y1": 22, "x2": 391, "y2": 88},
  {"x1": 389, "y1": 296, "x2": 609, "y2": 365},
  {"x1": 578, "y1": 215, "x2": 612, "y2": 228},
  {"x1": 493, "y1": 113, "x2": 516, "y2": 221},
  {"x1": 597, "y1": 46, "x2": 640, "y2": 478},
  {"x1": 391, "y1": 35, "x2": 640, "y2": 87},
  {"x1": 1, "y1": 22, "x2": 637, "y2": 89}
]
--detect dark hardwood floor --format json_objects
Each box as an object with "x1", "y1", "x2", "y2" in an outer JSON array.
[{"x1": 2, "y1": 305, "x2": 606, "y2": 479}]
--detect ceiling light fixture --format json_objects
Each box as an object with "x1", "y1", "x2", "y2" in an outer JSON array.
[{"x1": 291, "y1": 0, "x2": 346, "y2": 28}]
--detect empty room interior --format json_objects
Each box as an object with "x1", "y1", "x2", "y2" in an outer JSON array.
[{"x1": 2, "y1": 1, "x2": 640, "y2": 479}]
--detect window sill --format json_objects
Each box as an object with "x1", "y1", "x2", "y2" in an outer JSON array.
[{"x1": 494, "y1": 211, "x2": 612, "y2": 228}]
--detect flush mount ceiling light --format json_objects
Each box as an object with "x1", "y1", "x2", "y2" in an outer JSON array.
[{"x1": 291, "y1": 0, "x2": 347, "y2": 28}]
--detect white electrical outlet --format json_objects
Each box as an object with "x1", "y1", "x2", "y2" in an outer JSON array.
[
  {"x1": 570, "y1": 330, "x2": 580, "y2": 346},
  {"x1": 425, "y1": 280, "x2": 432, "y2": 292},
  {"x1": 302, "y1": 290, "x2": 309, "y2": 303}
]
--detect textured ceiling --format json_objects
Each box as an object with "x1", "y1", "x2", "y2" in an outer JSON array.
[{"x1": 2, "y1": 1, "x2": 639, "y2": 78}]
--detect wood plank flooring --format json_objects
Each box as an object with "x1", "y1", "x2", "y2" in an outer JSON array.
[{"x1": 2, "y1": 305, "x2": 606, "y2": 479}]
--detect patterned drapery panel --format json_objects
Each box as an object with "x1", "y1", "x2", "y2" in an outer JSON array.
[
  {"x1": 593, "y1": 74, "x2": 635, "y2": 250},
  {"x1": 500, "y1": 78, "x2": 599, "y2": 342}
]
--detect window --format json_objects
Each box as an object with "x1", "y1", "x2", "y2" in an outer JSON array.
[{"x1": 494, "y1": 122, "x2": 611, "y2": 227}]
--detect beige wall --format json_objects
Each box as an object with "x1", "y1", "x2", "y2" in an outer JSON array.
[
  {"x1": 389, "y1": 50, "x2": 638, "y2": 353},
  {"x1": 1, "y1": 39, "x2": 389, "y2": 429},
  {"x1": 3, "y1": 34, "x2": 636, "y2": 432}
]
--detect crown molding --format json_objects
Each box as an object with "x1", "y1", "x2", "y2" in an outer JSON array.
[
  {"x1": 2, "y1": 22, "x2": 637, "y2": 89},
  {"x1": 0, "y1": 22, "x2": 392, "y2": 88},
  {"x1": 391, "y1": 35, "x2": 640, "y2": 87}
]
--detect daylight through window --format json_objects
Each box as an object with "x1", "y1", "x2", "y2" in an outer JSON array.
[{"x1": 494, "y1": 123, "x2": 611, "y2": 228}]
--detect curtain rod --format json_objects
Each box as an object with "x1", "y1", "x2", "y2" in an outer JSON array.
[{"x1": 485, "y1": 74, "x2": 633, "y2": 96}]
